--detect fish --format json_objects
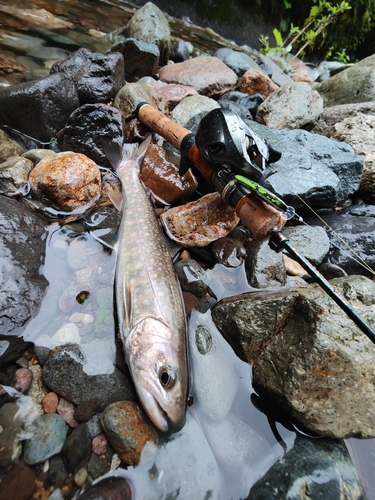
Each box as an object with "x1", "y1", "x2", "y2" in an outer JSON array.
[{"x1": 102, "y1": 136, "x2": 188, "y2": 432}]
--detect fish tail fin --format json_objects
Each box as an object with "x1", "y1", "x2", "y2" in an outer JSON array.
[
  {"x1": 128, "y1": 134, "x2": 152, "y2": 165},
  {"x1": 101, "y1": 135, "x2": 152, "y2": 172}
]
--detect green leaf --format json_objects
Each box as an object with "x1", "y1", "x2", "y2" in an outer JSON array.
[{"x1": 273, "y1": 28, "x2": 283, "y2": 47}]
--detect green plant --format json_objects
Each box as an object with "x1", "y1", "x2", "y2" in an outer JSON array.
[{"x1": 259, "y1": 0, "x2": 352, "y2": 60}]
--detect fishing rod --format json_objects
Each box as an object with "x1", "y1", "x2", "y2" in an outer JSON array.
[{"x1": 135, "y1": 102, "x2": 375, "y2": 344}]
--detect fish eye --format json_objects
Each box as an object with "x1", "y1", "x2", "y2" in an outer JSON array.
[{"x1": 159, "y1": 367, "x2": 176, "y2": 389}]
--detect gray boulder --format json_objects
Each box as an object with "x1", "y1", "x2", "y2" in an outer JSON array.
[
  {"x1": 0, "y1": 196, "x2": 48, "y2": 337},
  {"x1": 212, "y1": 275, "x2": 375, "y2": 438},
  {"x1": 247, "y1": 120, "x2": 364, "y2": 209},
  {"x1": 314, "y1": 54, "x2": 375, "y2": 107}
]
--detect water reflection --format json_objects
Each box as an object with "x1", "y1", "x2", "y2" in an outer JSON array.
[{"x1": 23, "y1": 224, "x2": 117, "y2": 374}]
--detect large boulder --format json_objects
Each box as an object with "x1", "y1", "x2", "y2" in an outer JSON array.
[
  {"x1": 0, "y1": 196, "x2": 48, "y2": 336},
  {"x1": 212, "y1": 275, "x2": 375, "y2": 438}
]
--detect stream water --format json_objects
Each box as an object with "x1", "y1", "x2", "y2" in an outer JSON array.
[{"x1": 1, "y1": 0, "x2": 375, "y2": 498}]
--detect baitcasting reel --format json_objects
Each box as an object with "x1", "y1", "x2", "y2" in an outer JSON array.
[{"x1": 194, "y1": 108, "x2": 282, "y2": 183}]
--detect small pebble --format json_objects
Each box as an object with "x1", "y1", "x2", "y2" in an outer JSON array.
[
  {"x1": 74, "y1": 466, "x2": 88, "y2": 487},
  {"x1": 57, "y1": 397, "x2": 79, "y2": 428},
  {"x1": 92, "y1": 433, "x2": 108, "y2": 455},
  {"x1": 12, "y1": 367, "x2": 33, "y2": 393},
  {"x1": 42, "y1": 392, "x2": 59, "y2": 414}
]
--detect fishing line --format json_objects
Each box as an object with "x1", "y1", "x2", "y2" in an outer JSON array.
[{"x1": 274, "y1": 173, "x2": 375, "y2": 277}]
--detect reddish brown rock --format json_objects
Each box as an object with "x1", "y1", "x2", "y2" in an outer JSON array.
[
  {"x1": 42, "y1": 392, "x2": 59, "y2": 413},
  {"x1": 290, "y1": 58, "x2": 314, "y2": 83},
  {"x1": 100, "y1": 400, "x2": 158, "y2": 465},
  {"x1": 141, "y1": 143, "x2": 198, "y2": 204},
  {"x1": 12, "y1": 367, "x2": 33, "y2": 394},
  {"x1": 0, "y1": 56, "x2": 28, "y2": 76},
  {"x1": 160, "y1": 192, "x2": 240, "y2": 247},
  {"x1": 182, "y1": 291, "x2": 200, "y2": 316},
  {"x1": 152, "y1": 83, "x2": 198, "y2": 112},
  {"x1": 0, "y1": 460, "x2": 36, "y2": 500},
  {"x1": 240, "y1": 68, "x2": 279, "y2": 99},
  {"x1": 158, "y1": 56, "x2": 237, "y2": 98},
  {"x1": 57, "y1": 397, "x2": 79, "y2": 428},
  {"x1": 28, "y1": 152, "x2": 101, "y2": 212},
  {"x1": 92, "y1": 433, "x2": 108, "y2": 455}
]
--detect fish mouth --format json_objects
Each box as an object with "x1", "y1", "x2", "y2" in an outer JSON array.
[{"x1": 137, "y1": 384, "x2": 169, "y2": 432}]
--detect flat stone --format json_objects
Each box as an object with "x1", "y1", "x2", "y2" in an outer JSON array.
[{"x1": 23, "y1": 413, "x2": 67, "y2": 465}]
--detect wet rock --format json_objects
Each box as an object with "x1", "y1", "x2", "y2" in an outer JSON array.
[
  {"x1": 78, "y1": 476, "x2": 132, "y2": 500},
  {"x1": 87, "y1": 413, "x2": 103, "y2": 439},
  {"x1": 28, "y1": 151, "x2": 101, "y2": 212},
  {"x1": 112, "y1": 38, "x2": 159, "y2": 80},
  {"x1": 100, "y1": 400, "x2": 158, "y2": 465},
  {"x1": 0, "y1": 55, "x2": 28, "y2": 78},
  {"x1": 61, "y1": 103, "x2": 125, "y2": 169},
  {"x1": 141, "y1": 143, "x2": 197, "y2": 204},
  {"x1": 190, "y1": 323, "x2": 240, "y2": 420},
  {"x1": 0, "y1": 128, "x2": 24, "y2": 162},
  {"x1": 318, "y1": 262, "x2": 348, "y2": 279},
  {"x1": 181, "y1": 291, "x2": 200, "y2": 315},
  {"x1": 314, "y1": 53, "x2": 375, "y2": 107},
  {"x1": 42, "y1": 344, "x2": 136, "y2": 410},
  {"x1": 113, "y1": 81, "x2": 167, "y2": 121},
  {"x1": 0, "y1": 335, "x2": 32, "y2": 366},
  {"x1": 0, "y1": 460, "x2": 36, "y2": 500},
  {"x1": 170, "y1": 39, "x2": 193, "y2": 63},
  {"x1": 23, "y1": 413, "x2": 67, "y2": 465},
  {"x1": 22, "y1": 148, "x2": 57, "y2": 164},
  {"x1": 247, "y1": 121, "x2": 364, "y2": 210},
  {"x1": 219, "y1": 91, "x2": 264, "y2": 120},
  {"x1": 247, "y1": 436, "x2": 365, "y2": 499},
  {"x1": 213, "y1": 275, "x2": 375, "y2": 438},
  {"x1": 151, "y1": 83, "x2": 198, "y2": 113},
  {"x1": 175, "y1": 259, "x2": 208, "y2": 298},
  {"x1": 160, "y1": 192, "x2": 240, "y2": 247},
  {"x1": 211, "y1": 237, "x2": 247, "y2": 268},
  {"x1": 48, "y1": 454, "x2": 68, "y2": 488},
  {"x1": 12, "y1": 367, "x2": 33, "y2": 394},
  {"x1": 87, "y1": 450, "x2": 112, "y2": 480},
  {"x1": 245, "y1": 240, "x2": 287, "y2": 288},
  {"x1": 122, "y1": 1, "x2": 171, "y2": 66},
  {"x1": 0, "y1": 196, "x2": 48, "y2": 337},
  {"x1": 282, "y1": 225, "x2": 330, "y2": 266},
  {"x1": 169, "y1": 94, "x2": 220, "y2": 127},
  {"x1": 240, "y1": 68, "x2": 279, "y2": 99},
  {"x1": 42, "y1": 392, "x2": 59, "y2": 413},
  {"x1": 198, "y1": 295, "x2": 217, "y2": 313},
  {"x1": 328, "y1": 113, "x2": 375, "y2": 200},
  {"x1": 74, "y1": 398, "x2": 102, "y2": 422},
  {"x1": 62, "y1": 422, "x2": 92, "y2": 472},
  {"x1": 74, "y1": 465, "x2": 88, "y2": 487},
  {"x1": 57, "y1": 397, "x2": 79, "y2": 428},
  {"x1": 306, "y1": 204, "x2": 375, "y2": 277},
  {"x1": 50, "y1": 48, "x2": 124, "y2": 104},
  {"x1": 0, "y1": 403, "x2": 23, "y2": 466},
  {"x1": 283, "y1": 254, "x2": 306, "y2": 277},
  {"x1": 92, "y1": 433, "x2": 108, "y2": 455},
  {"x1": 0, "y1": 73, "x2": 79, "y2": 142},
  {"x1": 0, "y1": 156, "x2": 34, "y2": 195},
  {"x1": 158, "y1": 56, "x2": 237, "y2": 98},
  {"x1": 256, "y1": 82, "x2": 323, "y2": 129}
]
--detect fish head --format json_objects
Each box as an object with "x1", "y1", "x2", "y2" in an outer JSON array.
[{"x1": 126, "y1": 317, "x2": 188, "y2": 432}]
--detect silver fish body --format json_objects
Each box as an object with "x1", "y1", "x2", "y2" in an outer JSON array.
[{"x1": 113, "y1": 140, "x2": 188, "y2": 432}]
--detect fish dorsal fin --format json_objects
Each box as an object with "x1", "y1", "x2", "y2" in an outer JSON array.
[{"x1": 122, "y1": 276, "x2": 132, "y2": 337}]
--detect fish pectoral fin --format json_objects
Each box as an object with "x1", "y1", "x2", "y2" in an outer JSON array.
[
  {"x1": 122, "y1": 277, "x2": 132, "y2": 334},
  {"x1": 89, "y1": 227, "x2": 118, "y2": 250},
  {"x1": 108, "y1": 184, "x2": 123, "y2": 212}
]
